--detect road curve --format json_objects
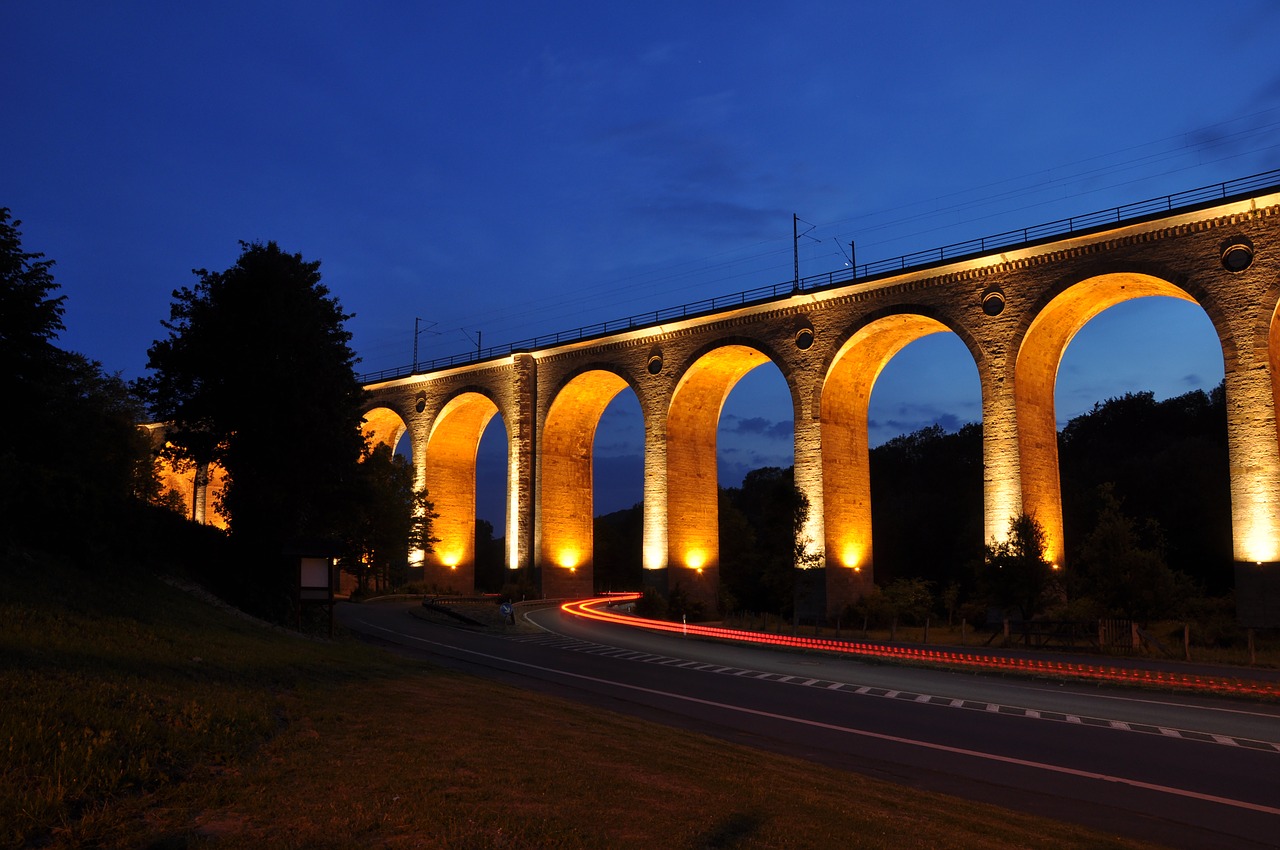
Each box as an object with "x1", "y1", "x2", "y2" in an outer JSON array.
[{"x1": 339, "y1": 600, "x2": 1280, "y2": 850}]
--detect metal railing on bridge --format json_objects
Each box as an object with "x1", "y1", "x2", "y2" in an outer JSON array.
[{"x1": 360, "y1": 168, "x2": 1280, "y2": 384}]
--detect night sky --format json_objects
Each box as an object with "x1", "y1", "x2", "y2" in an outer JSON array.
[{"x1": 5, "y1": 2, "x2": 1279, "y2": 525}]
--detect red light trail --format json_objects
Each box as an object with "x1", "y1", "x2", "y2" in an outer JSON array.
[{"x1": 561, "y1": 595, "x2": 1280, "y2": 700}]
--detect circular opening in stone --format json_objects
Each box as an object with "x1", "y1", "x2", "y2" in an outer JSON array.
[
  {"x1": 415, "y1": 393, "x2": 427, "y2": 414},
  {"x1": 1221, "y1": 237, "x2": 1254, "y2": 273},
  {"x1": 981, "y1": 288, "x2": 1005, "y2": 316},
  {"x1": 795, "y1": 328, "x2": 814, "y2": 350},
  {"x1": 647, "y1": 354, "x2": 663, "y2": 375}
]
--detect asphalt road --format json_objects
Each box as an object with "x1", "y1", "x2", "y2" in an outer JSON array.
[{"x1": 338, "y1": 600, "x2": 1280, "y2": 849}]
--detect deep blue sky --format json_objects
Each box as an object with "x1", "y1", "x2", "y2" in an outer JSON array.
[{"x1": 5, "y1": 2, "x2": 1280, "y2": 525}]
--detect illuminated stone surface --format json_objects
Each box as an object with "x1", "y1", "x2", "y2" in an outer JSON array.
[
  {"x1": 539, "y1": 369, "x2": 628, "y2": 599},
  {"x1": 143, "y1": 424, "x2": 229, "y2": 529},
  {"x1": 361, "y1": 190, "x2": 1280, "y2": 621}
]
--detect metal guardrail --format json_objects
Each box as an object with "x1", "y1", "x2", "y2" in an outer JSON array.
[{"x1": 360, "y1": 168, "x2": 1280, "y2": 384}]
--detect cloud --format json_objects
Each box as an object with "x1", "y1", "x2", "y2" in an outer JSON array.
[
  {"x1": 630, "y1": 197, "x2": 780, "y2": 239},
  {"x1": 1182, "y1": 105, "x2": 1280, "y2": 173},
  {"x1": 868, "y1": 408, "x2": 975, "y2": 446},
  {"x1": 591, "y1": 94, "x2": 799, "y2": 242},
  {"x1": 594, "y1": 438, "x2": 640, "y2": 455},
  {"x1": 726, "y1": 415, "x2": 792, "y2": 439}
]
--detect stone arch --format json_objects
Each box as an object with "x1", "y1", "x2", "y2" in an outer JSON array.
[
  {"x1": 1246, "y1": 291, "x2": 1280, "y2": 563},
  {"x1": 820, "y1": 311, "x2": 973, "y2": 580},
  {"x1": 667, "y1": 341, "x2": 791, "y2": 612},
  {"x1": 817, "y1": 305, "x2": 987, "y2": 413},
  {"x1": 1015, "y1": 271, "x2": 1214, "y2": 566},
  {"x1": 423, "y1": 390, "x2": 503, "y2": 592},
  {"x1": 154, "y1": 447, "x2": 230, "y2": 529},
  {"x1": 539, "y1": 367, "x2": 637, "y2": 598},
  {"x1": 360, "y1": 404, "x2": 419, "y2": 584},
  {"x1": 361, "y1": 405, "x2": 409, "y2": 453},
  {"x1": 142, "y1": 424, "x2": 230, "y2": 529},
  {"x1": 1263, "y1": 277, "x2": 1280, "y2": 462},
  {"x1": 672, "y1": 335, "x2": 804, "y2": 432}
]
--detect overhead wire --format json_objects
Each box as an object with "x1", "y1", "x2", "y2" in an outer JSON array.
[{"x1": 363, "y1": 108, "x2": 1280, "y2": 369}]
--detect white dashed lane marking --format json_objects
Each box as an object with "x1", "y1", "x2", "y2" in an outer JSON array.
[{"x1": 508, "y1": 632, "x2": 1280, "y2": 754}]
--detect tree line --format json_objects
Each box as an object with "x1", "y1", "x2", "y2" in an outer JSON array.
[
  {"x1": 2, "y1": 200, "x2": 1240, "y2": 631},
  {"x1": 2, "y1": 212, "x2": 433, "y2": 620},
  {"x1": 594, "y1": 384, "x2": 1236, "y2": 630}
]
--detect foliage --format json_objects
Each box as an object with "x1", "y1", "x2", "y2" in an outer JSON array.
[
  {"x1": 633, "y1": 585, "x2": 669, "y2": 619},
  {"x1": 869, "y1": 423, "x2": 984, "y2": 588},
  {"x1": 848, "y1": 586, "x2": 891, "y2": 630},
  {"x1": 340, "y1": 443, "x2": 437, "y2": 594},
  {"x1": 0, "y1": 208, "x2": 64, "y2": 387},
  {"x1": 942, "y1": 580, "x2": 961, "y2": 626},
  {"x1": 593, "y1": 504, "x2": 644, "y2": 593},
  {"x1": 719, "y1": 466, "x2": 810, "y2": 616},
  {"x1": 979, "y1": 513, "x2": 1060, "y2": 620},
  {"x1": 499, "y1": 572, "x2": 540, "y2": 603},
  {"x1": 663, "y1": 582, "x2": 706, "y2": 621},
  {"x1": 1180, "y1": 592, "x2": 1247, "y2": 648},
  {"x1": 882, "y1": 577, "x2": 935, "y2": 625},
  {"x1": 474, "y1": 517, "x2": 508, "y2": 593},
  {"x1": 0, "y1": 208, "x2": 157, "y2": 552},
  {"x1": 1059, "y1": 388, "x2": 1231, "y2": 593},
  {"x1": 868, "y1": 391, "x2": 1233, "y2": 621},
  {"x1": 141, "y1": 241, "x2": 368, "y2": 616},
  {"x1": 1070, "y1": 484, "x2": 1198, "y2": 623}
]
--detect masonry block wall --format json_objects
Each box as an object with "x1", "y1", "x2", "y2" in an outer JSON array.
[{"x1": 363, "y1": 190, "x2": 1280, "y2": 623}]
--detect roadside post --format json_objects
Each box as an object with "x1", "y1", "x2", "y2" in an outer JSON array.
[{"x1": 297, "y1": 554, "x2": 336, "y2": 637}]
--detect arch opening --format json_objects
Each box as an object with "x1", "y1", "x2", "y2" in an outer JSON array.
[
  {"x1": 592, "y1": 390, "x2": 644, "y2": 594},
  {"x1": 822, "y1": 314, "x2": 957, "y2": 585},
  {"x1": 1017, "y1": 273, "x2": 1212, "y2": 569},
  {"x1": 667, "y1": 344, "x2": 781, "y2": 614},
  {"x1": 361, "y1": 406, "x2": 409, "y2": 456},
  {"x1": 473, "y1": 411, "x2": 509, "y2": 592},
  {"x1": 424, "y1": 392, "x2": 502, "y2": 593},
  {"x1": 865, "y1": 333, "x2": 983, "y2": 592},
  {"x1": 351, "y1": 406, "x2": 416, "y2": 593},
  {"x1": 1054, "y1": 296, "x2": 1232, "y2": 597},
  {"x1": 539, "y1": 370, "x2": 634, "y2": 598},
  {"x1": 716, "y1": 363, "x2": 795, "y2": 617}
]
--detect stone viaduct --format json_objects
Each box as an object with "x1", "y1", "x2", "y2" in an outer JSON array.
[{"x1": 354, "y1": 177, "x2": 1280, "y2": 624}]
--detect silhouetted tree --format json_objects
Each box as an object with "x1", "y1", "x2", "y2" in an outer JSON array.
[
  {"x1": 883, "y1": 577, "x2": 935, "y2": 626},
  {"x1": 0, "y1": 208, "x2": 63, "y2": 393},
  {"x1": 979, "y1": 513, "x2": 1059, "y2": 620},
  {"x1": 0, "y1": 208, "x2": 155, "y2": 551},
  {"x1": 862, "y1": 391, "x2": 1232, "y2": 611},
  {"x1": 141, "y1": 241, "x2": 367, "y2": 615},
  {"x1": 717, "y1": 488, "x2": 758, "y2": 612},
  {"x1": 475, "y1": 518, "x2": 506, "y2": 593},
  {"x1": 869, "y1": 423, "x2": 984, "y2": 589},
  {"x1": 1070, "y1": 483, "x2": 1197, "y2": 624},
  {"x1": 1059, "y1": 388, "x2": 1231, "y2": 593},
  {"x1": 593, "y1": 504, "x2": 643, "y2": 593},
  {"x1": 850, "y1": 585, "x2": 891, "y2": 632},
  {"x1": 342, "y1": 443, "x2": 436, "y2": 593},
  {"x1": 720, "y1": 466, "x2": 809, "y2": 616}
]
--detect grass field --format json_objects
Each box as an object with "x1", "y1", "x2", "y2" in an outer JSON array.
[{"x1": 2, "y1": 553, "x2": 1167, "y2": 849}]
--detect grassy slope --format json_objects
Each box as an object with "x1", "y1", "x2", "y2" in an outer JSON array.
[{"x1": 0, "y1": 553, "x2": 1164, "y2": 849}]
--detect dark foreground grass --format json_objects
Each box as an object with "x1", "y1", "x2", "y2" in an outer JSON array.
[{"x1": 2, "y1": 554, "x2": 1165, "y2": 849}]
